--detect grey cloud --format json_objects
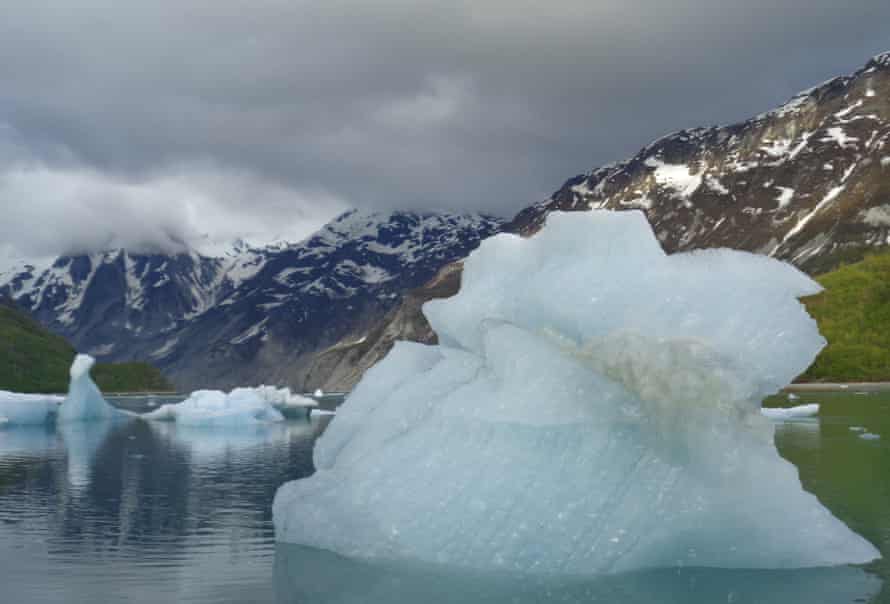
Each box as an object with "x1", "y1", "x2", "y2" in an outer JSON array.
[{"x1": 1, "y1": 1, "x2": 889, "y2": 257}]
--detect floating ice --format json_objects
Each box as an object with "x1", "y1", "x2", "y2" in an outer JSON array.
[
  {"x1": 761, "y1": 404, "x2": 820, "y2": 420},
  {"x1": 144, "y1": 388, "x2": 286, "y2": 426},
  {"x1": 0, "y1": 355, "x2": 113, "y2": 426},
  {"x1": 58, "y1": 354, "x2": 116, "y2": 423},
  {"x1": 274, "y1": 210, "x2": 880, "y2": 573},
  {"x1": 0, "y1": 391, "x2": 63, "y2": 426},
  {"x1": 859, "y1": 433, "x2": 881, "y2": 441},
  {"x1": 253, "y1": 385, "x2": 317, "y2": 417}
]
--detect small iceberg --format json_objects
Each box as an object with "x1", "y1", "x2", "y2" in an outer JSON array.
[
  {"x1": 0, "y1": 390, "x2": 63, "y2": 426},
  {"x1": 59, "y1": 354, "x2": 116, "y2": 423},
  {"x1": 143, "y1": 387, "x2": 305, "y2": 426},
  {"x1": 0, "y1": 354, "x2": 115, "y2": 426},
  {"x1": 761, "y1": 404, "x2": 820, "y2": 421}
]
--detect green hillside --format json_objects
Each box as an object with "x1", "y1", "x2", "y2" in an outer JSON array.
[
  {"x1": 802, "y1": 250, "x2": 890, "y2": 382},
  {"x1": 0, "y1": 297, "x2": 173, "y2": 394}
]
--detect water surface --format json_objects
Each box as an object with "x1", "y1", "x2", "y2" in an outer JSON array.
[{"x1": 0, "y1": 393, "x2": 887, "y2": 603}]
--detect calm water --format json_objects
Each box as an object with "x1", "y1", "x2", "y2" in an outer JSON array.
[{"x1": 0, "y1": 393, "x2": 887, "y2": 604}]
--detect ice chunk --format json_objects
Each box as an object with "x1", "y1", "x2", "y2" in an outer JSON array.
[
  {"x1": 0, "y1": 391, "x2": 63, "y2": 426},
  {"x1": 761, "y1": 403, "x2": 819, "y2": 420},
  {"x1": 859, "y1": 432, "x2": 881, "y2": 441},
  {"x1": 274, "y1": 210, "x2": 879, "y2": 573},
  {"x1": 144, "y1": 388, "x2": 285, "y2": 426},
  {"x1": 252, "y1": 385, "x2": 317, "y2": 417},
  {"x1": 58, "y1": 354, "x2": 116, "y2": 423}
]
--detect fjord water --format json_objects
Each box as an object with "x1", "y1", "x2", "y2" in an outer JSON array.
[{"x1": 0, "y1": 394, "x2": 887, "y2": 604}]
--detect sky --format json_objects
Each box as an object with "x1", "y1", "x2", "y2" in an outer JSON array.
[{"x1": 1, "y1": 0, "x2": 889, "y2": 260}]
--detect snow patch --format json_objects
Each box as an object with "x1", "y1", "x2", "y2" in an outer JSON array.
[
  {"x1": 775, "y1": 187, "x2": 795, "y2": 209},
  {"x1": 645, "y1": 158, "x2": 703, "y2": 199},
  {"x1": 821, "y1": 127, "x2": 859, "y2": 149}
]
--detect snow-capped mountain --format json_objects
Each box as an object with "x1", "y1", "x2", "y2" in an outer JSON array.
[
  {"x1": 363, "y1": 51, "x2": 890, "y2": 388},
  {"x1": 0, "y1": 210, "x2": 502, "y2": 390},
  {"x1": 510, "y1": 51, "x2": 890, "y2": 274}
]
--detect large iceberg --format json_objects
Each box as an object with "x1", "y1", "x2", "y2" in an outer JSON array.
[{"x1": 273, "y1": 210, "x2": 880, "y2": 573}]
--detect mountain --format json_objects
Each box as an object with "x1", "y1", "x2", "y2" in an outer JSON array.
[
  {"x1": 4, "y1": 52, "x2": 888, "y2": 391},
  {"x1": 1, "y1": 210, "x2": 502, "y2": 391},
  {"x1": 510, "y1": 51, "x2": 890, "y2": 275},
  {"x1": 372, "y1": 51, "x2": 890, "y2": 381},
  {"x1": 0, "y1": 295, "x2": 171, "y2": 393}
]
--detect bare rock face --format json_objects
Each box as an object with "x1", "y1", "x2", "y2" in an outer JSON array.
[
  {"x1": 303, "y1": 262, "x2": 463, "y2": 392},
  {"x1": 510, "y1": 51, "x2": 890, "y2": 274}
]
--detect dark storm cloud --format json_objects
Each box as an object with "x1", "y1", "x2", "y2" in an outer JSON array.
[{"x1": 1, "y1": 0, "x2": 888, "y2": 257}]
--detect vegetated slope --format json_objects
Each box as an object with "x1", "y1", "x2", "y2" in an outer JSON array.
[
  {"x1": 802, "y1": 250, "x2": 890, "y2": 382},
  {"x1": 0, "y1": 296, "x2": 172, "y2": 393}
]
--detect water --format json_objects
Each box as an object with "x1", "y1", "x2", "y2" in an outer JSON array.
[{"x1": 0, "y1": 393, "x2": 887, "y2": 603}]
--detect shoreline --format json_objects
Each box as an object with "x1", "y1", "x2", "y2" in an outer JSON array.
[{"x1": 785, "y1": 382, "x2": 890, "y2": 392}]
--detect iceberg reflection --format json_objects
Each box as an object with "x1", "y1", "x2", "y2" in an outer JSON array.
[{"x1": 274, "y1": 543, "x2": 882, "y2": 604}]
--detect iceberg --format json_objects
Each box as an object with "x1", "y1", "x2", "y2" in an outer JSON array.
[
  {"x1": 761, "y1": 403, "x2": 819, "y2": 420},
  {"x1": 0, "y1": 354, "x2": 113, "y2": 426},
  {"x1": 58, "y1": 354, "x2": 116, "y2": 422},
  {"x1": 273, "y1": 210, "x2": 880, "y2": 573},
  {"x1": 144, "y1": 388, "x2": 286, "y2": 426},
  {"x1": 0, "y1": 391, "x2": 63, "y2": 426}
]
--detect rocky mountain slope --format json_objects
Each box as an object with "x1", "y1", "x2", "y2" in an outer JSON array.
[
  {"x1": 3, "y1": 52, "x2": 887, "y2": 392},
  {"x1": 1, "y1": 210, "x2": 501, "y2": 390},
  {"x1": 366, "y1": 51, "x2": 890, "y2": 386},
  {"x1": 511, "y1": 51, "x2": 890, "y2": 274}
]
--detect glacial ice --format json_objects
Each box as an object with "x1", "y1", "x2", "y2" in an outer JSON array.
[
  {"x1": 0, "y1": 354, "x2": 113, "y2": 425},
  {"x1": 0, "y1": 391, "x2": 63, "y2": 426},
  {"x1": 761, "y1": 403, "x2": 819, "y2": 420},
  {"x1": 58, "y1": 354, "x2": 116, "y2": 422},
  {"x1": 273, "y1": 210, "x2": 880, "y2": 573},
  {"x1": 144, "y1": 388, "x2": 287, "y2": 425}
]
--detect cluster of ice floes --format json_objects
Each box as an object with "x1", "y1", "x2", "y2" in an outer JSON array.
[
  {"x1": 144, "y1": 386, "x2": 315, "y2": 426},
  {"x1": 274, "y1": 210, "x2": 880, "y2": 574},
  {"x1": 145, "y1": 389, "x2": 272, "y2": 425},
  {"x1": 0, "y1": 354, "x2": 314, "y2": 430},
  {"x1": 0, "y1": 354, "x2": 115, "y2": 425}
]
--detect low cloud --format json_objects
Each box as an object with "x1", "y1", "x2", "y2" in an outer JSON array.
[{"x1": 1, "y1": 1, "x2": 889, "y2": 259}]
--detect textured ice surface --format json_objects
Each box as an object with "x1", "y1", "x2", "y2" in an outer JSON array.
[
  {"x1": 761, "y1": 404, "x2": 819, "y2": 420},
  {"x1": 144, "y1": 388, "x2": 285, "y2": 425},
  {"x1": 274, "y1": 211, "x2": 880, "y2": 573},
  {"x1": 58, "y1": 354, "x2": 115, "y2": 422},
  {"x1": 0, "y1": 391, "x2": 63, "y2": 426}
]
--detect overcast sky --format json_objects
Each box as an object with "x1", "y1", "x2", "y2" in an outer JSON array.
[{"x1": 1, "y1": 1, "x2": 888, "y2": 259}]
